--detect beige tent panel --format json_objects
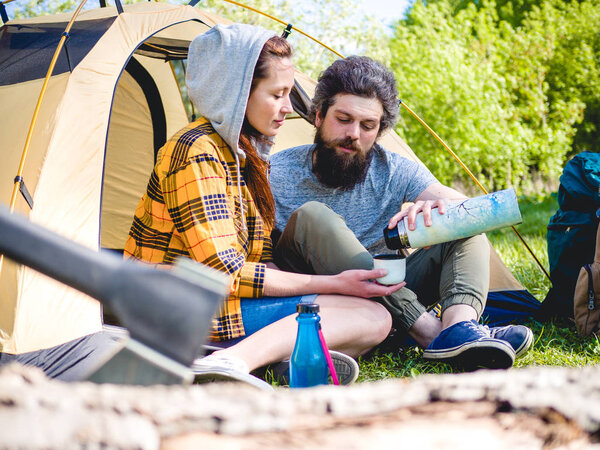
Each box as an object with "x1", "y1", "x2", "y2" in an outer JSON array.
[
  {"x1": 9, "y1": 270, "x2": 102, "y2": 353},
  {"x1": 0, "y1": 260, "x2": 19, "y2": 344},
  {"x1": 489, "y1": 244, "x2": 524, "y2": 292},
  {"x1": 101, "y1": 68, "x2": 157, "y2": 250},
  {"x1": 0, "y1": 74, "x2": 70, "y2": 215},
  {"x1": 272, "y1": 116, "x2": 314, "y2": 152},
  {"x1": 1, "y1": 4, "x2": 220, "y2": 353}
]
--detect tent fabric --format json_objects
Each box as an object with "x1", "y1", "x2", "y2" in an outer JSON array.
[
  {"x1": 0, "y1": 17, "x2": 117, "y2": 85},
  {"x1": 483, "y1": 290, "x2": 541, "y2": 327},
  {"x1": 0, "y1": 3, "x2": 218, "y2": 353},
  {"x1": 0, "y1": 2, "x2": 537, "y2": 354}
]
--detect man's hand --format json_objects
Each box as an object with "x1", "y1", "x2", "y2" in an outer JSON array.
[
  {"x1": 388, "y1": 199, "x2": 448, "y2": 231},
  {"x1": 333, "y1": 269, "x2": 405, "y2": 298}
]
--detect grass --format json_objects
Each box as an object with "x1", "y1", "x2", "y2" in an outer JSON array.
[{"x1": 357, "y1": 192, "x2": 600, "y2": 381}]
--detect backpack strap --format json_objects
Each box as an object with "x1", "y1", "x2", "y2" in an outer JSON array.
[{"x1": 585, "y1": 264, "x2": 595, "y2": 310}]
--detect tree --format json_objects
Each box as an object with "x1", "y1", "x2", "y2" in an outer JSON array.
[
  {"x1": 389, "y1": 0, "x2": 597, "y2": 192},
  {"x1": 201, "y1": 0, "x2": 390, "y2": 78},
  {"x1": 10, "y1": 0, "x2": 390, "y2": 79}
]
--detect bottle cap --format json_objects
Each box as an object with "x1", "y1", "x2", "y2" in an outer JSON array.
[
  {"x1": 383, "y1": 220, "x2": 410, "y2": 250},
  {"x1": 297, "y1": 303, "x2": 320, "y2": 314}
]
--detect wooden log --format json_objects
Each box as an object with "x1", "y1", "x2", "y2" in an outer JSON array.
[{"x1": 0, "y1": 363, "x2": 596, "y2": 449}]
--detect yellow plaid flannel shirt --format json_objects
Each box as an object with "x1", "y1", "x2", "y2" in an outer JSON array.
[{"x1": 124, "y1": 118, "x2": 273, "y2": 341}]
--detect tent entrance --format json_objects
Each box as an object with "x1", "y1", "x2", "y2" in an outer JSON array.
[{"x1": 100, "y1": 20, "x2": 208, "y2": 252}]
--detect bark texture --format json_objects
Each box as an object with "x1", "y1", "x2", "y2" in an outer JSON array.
[{"x1": 1, "y1": 363, "x2": 600, "y2": 449}]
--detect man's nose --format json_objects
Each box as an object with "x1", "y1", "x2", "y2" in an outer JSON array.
[{"x1": 346, "y1": 122, "x2": 360, "y2": 140}]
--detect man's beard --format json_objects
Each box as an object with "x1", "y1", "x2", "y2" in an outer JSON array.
[{"x1": 311, "y1": 127, "x2": 374, "y2": 190}]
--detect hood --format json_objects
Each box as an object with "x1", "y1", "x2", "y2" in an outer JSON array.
[{"x1": 186, "y1": 23, "x2": 276, "y2": 160}]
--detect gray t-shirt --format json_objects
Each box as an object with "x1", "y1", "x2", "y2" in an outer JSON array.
[{"x1": 270, "y1": 144, "x2": 438, "y2": 255}]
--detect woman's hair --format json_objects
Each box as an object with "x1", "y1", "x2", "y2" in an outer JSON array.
[{"x1": 239, "y1": 36, "x2": 292, "y2": 230}]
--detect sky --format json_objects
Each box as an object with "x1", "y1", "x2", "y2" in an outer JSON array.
[
  {"x1": 356, "y1": 0, "x2": 413, "y2": 26},
  {"x1": 2, "y1": 0, "x2": 413, "y2": 25}
]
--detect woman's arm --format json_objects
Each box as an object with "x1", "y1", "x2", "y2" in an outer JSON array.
[
  {"x1": 162, "y1": 142, "x2": 268, "y2": 298},
  {"x1": 264, "y1": 267, "x2": 404, "y2": 298}
]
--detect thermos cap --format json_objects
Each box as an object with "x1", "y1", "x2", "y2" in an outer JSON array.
[
  {"x1": 297, "y1": 303, "x2": 320, "y2": 314},
  {"x1": 383, "y1": 220, "x2": 409, "y2": 250}
]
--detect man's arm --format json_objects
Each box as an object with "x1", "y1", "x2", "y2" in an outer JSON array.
[
  {"x1": 387, "y1": 182, "x2": 468, "y2": 231},
  {"x1": 415, "y1": 182, "x2": 467, "y2": 203}
]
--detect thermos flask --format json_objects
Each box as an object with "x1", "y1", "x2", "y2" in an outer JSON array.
[{"x1": 383, "y1": 189, "x2": 522, "y2": 250}]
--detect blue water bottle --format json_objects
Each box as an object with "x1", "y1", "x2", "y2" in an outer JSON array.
[{"x1": 289, "y1": 303, "x2": 328, "y2": 388}]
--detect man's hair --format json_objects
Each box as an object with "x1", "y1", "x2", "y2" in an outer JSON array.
[{"x1": 310, "y1": 56, "x2": 399, "y2": 134}]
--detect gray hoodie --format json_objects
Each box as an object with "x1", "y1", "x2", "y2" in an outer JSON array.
[
  {"x1": 186, "y1": 23, "x2": 276, "y2": 161},
  {"x1": 186, "y1": 23, "x2": 277, "y2": 229}
]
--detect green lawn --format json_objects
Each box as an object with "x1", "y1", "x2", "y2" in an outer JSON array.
[{"x1": 358, "y1": 192, "x2": 600, "y2": 381}]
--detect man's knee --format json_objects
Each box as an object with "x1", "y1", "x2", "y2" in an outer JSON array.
[
  {"x1": 291, "y1": 201, "x2": 341, "y2": 234},
  {"x1": 445, "y1": 233, "x2": 490, "y2": 262},
  {"x1": 287, "y1": 201, "x2": 373, "y2": 272},
  {"x1": 464, "y1": 233, "x2": 490, "y2": 255}
]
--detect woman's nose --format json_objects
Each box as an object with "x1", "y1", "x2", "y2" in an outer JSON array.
[{"x1": 281, "y1": 94, "x2": 293, "y2": 114}]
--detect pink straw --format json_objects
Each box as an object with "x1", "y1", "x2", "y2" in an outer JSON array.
[{"x1": 318, "y1": 325, "x2": 339, "y2": 386}]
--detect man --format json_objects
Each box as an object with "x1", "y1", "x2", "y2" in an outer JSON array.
[{"x1": 269, "y1": 56, "x2": 533, "y2": 370}]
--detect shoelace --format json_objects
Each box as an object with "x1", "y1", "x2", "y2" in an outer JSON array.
[
  {"x1": 481, "y1": 324, "x2": 493, "y2": 336},
  {"x1": 465, "y1": 319, "x2": 490, "y2": 338}
]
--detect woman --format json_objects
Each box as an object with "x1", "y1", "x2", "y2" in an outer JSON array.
[{"x1": 124, "y1": 23, "x2": 401, "y2": 383}]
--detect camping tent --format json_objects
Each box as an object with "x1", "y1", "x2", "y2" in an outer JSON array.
[{"x1": 0, "y1": 1, "x2": 538, "y2": 354}]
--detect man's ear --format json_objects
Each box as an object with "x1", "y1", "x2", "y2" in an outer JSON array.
[{"x1": 314, "y1": 110, "x2": 323, "y2": 128}]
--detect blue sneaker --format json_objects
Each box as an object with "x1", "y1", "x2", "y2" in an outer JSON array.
[
  {"x1": 487, "y1": 324, "x2": 533, "y2": 358},
  {"x1": 423, "y1": 320, "x2": 515, "y2": 371}
]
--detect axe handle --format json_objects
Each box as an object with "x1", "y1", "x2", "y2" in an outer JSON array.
[
  {"x1": 0, "y1": 206, "x2": 227, "y2": 365},
  {"x1": 0, "y1": 207, "x2": 122, "y2": 300}
]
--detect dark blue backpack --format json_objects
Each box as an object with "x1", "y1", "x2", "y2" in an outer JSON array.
[{"x1": 539, "y1": 152, "x2": 600, "y2": 319}]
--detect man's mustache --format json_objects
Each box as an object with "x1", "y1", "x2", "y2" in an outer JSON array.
[{"x1": 330, "y1": 136, "x2": 360, "y2": 153}]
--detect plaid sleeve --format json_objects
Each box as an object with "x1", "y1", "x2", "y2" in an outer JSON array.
[
  {"x1": 260, "y1": 234, "x2": 273, "y2": 263},
  {"x1": 161, "y1": 141, "x2": 265, "y2": 298}
]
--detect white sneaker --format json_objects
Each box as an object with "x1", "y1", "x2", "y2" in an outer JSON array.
[
  {"x1": 192, "y1": 353, "x2": 250, "y2": 373},
  {"x1": 191, "y1": 354, "x2": 273, "y2": 391},
  {"x1": 330, "y1": 351, "x2": 359, "y2": 385}
]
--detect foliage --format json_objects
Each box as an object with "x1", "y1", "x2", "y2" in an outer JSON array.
[
  {"x1": 10, "y1": 0, "x2": 77, "y2": 18},
  {"x1": 9, "y1": 0, "x2": 599, "y2": 190},
  {"x1": 197, "y1": 0, "x2": 390, "y2": 79},
  {"x1": 389, "y1": 0, "x2": 599, "y2": 193},
  {"x1": 10, "y1": 0, "x2": 390, "y2": 80}
]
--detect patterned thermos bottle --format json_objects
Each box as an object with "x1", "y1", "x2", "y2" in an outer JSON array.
[{"x1": 384, "y1": 189, "x2": 522, "y2": 250}]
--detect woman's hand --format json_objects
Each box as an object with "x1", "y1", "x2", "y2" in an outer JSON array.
[
  {"x1": 264, "y1": 267, "x2": 404, "y2": 298},
  {"x1": 332, "y1": 269, "x2": 405, "y2": 298},
  {"x1": 388, "y1": 199, "x2": 448, "y2": 231}
]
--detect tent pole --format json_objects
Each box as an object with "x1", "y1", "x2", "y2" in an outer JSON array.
[
  {"x1": 399, "y1": 102, "x2": 551, "y2": 281},
  {"x1": 1, "y1": 0, "x2": 89, "y2": 277},
  {"x1": 8, "y1": 0, "x2": 88, "y2": 213},
  {"x1": 0, "y1": 0, "x2": 14, "y2": 24},
  {"x1": 195, "y1": 0, "x2": 344, "y2": 58},
  {"x1": 205, "y1": 0, "x2": 551, "y2": 283}
]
